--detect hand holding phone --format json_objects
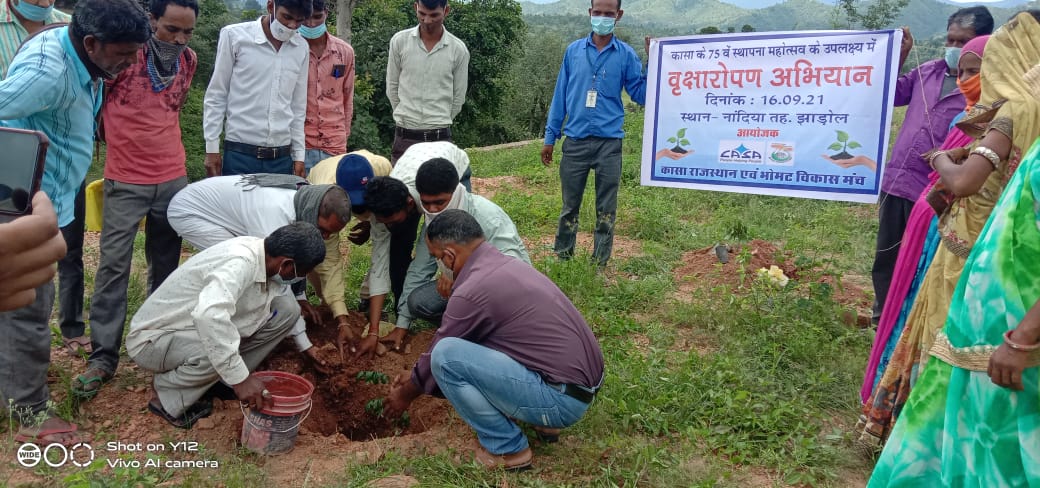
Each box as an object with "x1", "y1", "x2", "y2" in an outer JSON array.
[
  {"x1": 0, "y1": 191, "x2": 66, "y2": 311},
  {"x1": 0, "y1": 127, "x2": 48, "y2": 218}
]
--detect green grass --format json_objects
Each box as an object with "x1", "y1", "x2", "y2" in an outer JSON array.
[{"x1": 5, "y1": 105, "x2": 889, "y2": 487}]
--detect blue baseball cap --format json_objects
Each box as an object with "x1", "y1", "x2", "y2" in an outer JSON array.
[{"x1": 335, "y1": 154, "x2": 375, "y2": 206}]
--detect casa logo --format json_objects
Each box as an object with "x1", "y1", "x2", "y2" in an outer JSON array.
[
  {"x1": 718, "y1": 141, "x2": 764, "y2": 164},
  {"x1": 768, "y1": 142, "x2": 795, "y2": 166},
  {"x1": 17, "y1": 442, "x2": 95, "y2": 468}
]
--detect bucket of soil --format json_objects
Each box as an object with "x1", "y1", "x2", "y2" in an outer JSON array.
[{"x1": 241, "y1": 371, "x2": 314, "y2": 455}]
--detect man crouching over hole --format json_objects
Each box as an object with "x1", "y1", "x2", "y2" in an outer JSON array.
[{"x1": 383, "y1": 209, "x2": 604, "y2": 470}]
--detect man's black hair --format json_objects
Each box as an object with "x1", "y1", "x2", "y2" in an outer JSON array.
[
  {"x1": 415, "y1": 158, "x2": 460, "y2": 196},
  {"x1": 427, "y1": 209, "x2": 485, "y2": 246},
  {"x1": 312, "y1": 0, "x2": 327, "y2": 12},
  {"x1": 948, "y1": 6, "x2": 994, "y2": 36},
  {"x1": 274, "y1": 0, "x2": 314, "y2": 17},
  {"x1": 417, "y1": 0, "x2": 448, "y2": 10},
  {"x1": 150, "y1": 0, "x2": 199, "y2": 19},
  {"x1": 265, "y1": 222, "x2": 327, "y2": 272},
  {"x1": 363, "y1": 177, "x2": 411, "y2": 218},
  {"x1": 71, "y1": 0, "x2": 151, "y2": 44},
  {"x1": 589, "y1": 0, "x2": 621, "y2": 10}
]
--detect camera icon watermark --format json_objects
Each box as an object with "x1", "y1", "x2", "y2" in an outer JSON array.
[{"x1": 17, "y1": 442, "x2": 94, "y2": 468}]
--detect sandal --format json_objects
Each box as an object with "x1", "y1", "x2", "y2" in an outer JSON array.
[
  {"x1": 62, "y1": 336, "x2": 92, "y2": 356},
  {"x1": 72, "y1": 367, "x2": 113, "y2": 400},
  {"x1": 15, "y1": 417, "x2": 85, "y2": 447},
  {"x1": 147, "y1": 398, "x2": 213, "y2": 429}
]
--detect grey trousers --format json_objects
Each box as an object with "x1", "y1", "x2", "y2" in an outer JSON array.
[
  {"x1": 130, "y1": 294, "x2": 299, "y2": 417},
  {"x1": 0, "y1": 280, "x2": 55, "y2": 425},
  {"x1": 58, "y1": 182, "x2": 86, "y2": 338},
  {"x1": 88, "y1": 177, "x2": 187, "y2": 374},
  {"x1": 554, "y1": 136, "x2": 623, "y2": 266},
  {"x1": 406, "y1": 280, "x2": 448, "y2": 324}
]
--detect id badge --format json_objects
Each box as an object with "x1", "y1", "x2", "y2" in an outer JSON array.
[{"x1": 585, "y1": 90, "x2": 598, "y2": 108}]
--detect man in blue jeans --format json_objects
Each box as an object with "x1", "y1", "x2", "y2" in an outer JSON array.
[
  {"x1": 541, "y1": 0, "x2": 646, "y2": 267},
  {"x1": 384, "y1": 210, "x2": 604, "y2": 470}
]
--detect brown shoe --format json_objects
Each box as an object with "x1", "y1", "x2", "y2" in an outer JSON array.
[{"x1": 473, "y1": 444, "x2": 533, "y2": 471}]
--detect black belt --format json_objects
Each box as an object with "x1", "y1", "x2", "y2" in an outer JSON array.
[
  {"x1": 395, "y1": 126, "x2": 452, "y2": 142},
  {"x1": 546, "y1": 381, "x2": 598, "y2": 404},
  {"x1": 224, "y1": 141, "x2": 292, "y2": 160}
]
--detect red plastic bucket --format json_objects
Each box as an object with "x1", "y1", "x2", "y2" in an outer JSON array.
[{"x1": 240, "y1": 372, "x2": 313, "y2": 455}]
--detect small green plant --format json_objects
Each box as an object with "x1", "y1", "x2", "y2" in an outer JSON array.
[
  {"x1": 365, "y1": 398, "x2": 385, "y2": 417},
  {"x1": 667, "y1": 127, "x2": 691, "y2": 154},
  {"x1": 826, "y1": 129, "x2": 862, "y2": 160},
  {"x1": 356, "y1": 371, "x2": 390, "y2": 385}
]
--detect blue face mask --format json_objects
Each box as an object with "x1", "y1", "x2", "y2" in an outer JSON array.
[
  {"x1": 590, "y1": 16, "x2": 615, "y2": 36},
  {"x1": 944, "y1": 46, "x2": 962, "y2": 71},
  {"x1": 14, "y1": 0, "x2": 53, "y2": 22},
  {"x1": 271, "y1": 261, "x2": 305, "y2": 287},
  {"x1": 298, "y1": 22, "x2": 327, "y2": 40}
]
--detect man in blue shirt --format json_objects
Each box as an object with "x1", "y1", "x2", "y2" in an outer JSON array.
[
  {"x1": 541, "y1": 0, "x2": 646, "y2": 268},
  {"x1": 0, "y1": 0, "x2": 149, "y2": 446}
]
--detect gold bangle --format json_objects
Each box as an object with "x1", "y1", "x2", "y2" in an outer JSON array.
[
  {"x1": 971, "y1": 146, "x2": 1001, "y2": 169},
  {"x1": 925, "y1": 149, "x2": 945, "y2": 170}
]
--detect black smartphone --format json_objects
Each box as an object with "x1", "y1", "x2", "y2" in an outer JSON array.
[{"x1": 0, "y1": 127, "x2": 49, "y2": 219}]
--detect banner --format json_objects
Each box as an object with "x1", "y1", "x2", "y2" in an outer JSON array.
[{"x1": 640, "y1": 30, "x2": 902, "y2": 203}]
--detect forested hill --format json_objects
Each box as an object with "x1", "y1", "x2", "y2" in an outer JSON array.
[{"x1": 521, "y1": 0, "x2": 1040, "y2": 39}]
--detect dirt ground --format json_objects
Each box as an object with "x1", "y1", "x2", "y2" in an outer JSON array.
[{"x1": 672, "y1": 239, "x2": 872, "y2": 326}]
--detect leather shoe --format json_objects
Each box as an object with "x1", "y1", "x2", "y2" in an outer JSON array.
[
  {"x1": 473, "y1": 444, "x2": 532, "y2": 470},
  {"x1": 532, "y1": 426, "x2": 561, "y2": 443}
]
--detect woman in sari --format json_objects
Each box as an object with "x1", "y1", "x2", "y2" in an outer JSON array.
[
  {"x1": 859, "y1": 11, "x2": 1040, "y2": 446},
  {"x1": 859, "y1": 35, "x2": 987, "y2": 409},
  {"x1": 868, "y1": 12, "x2": 1040, "y2": 485}
]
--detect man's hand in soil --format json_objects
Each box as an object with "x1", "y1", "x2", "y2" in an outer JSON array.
[
  {"x1": 234, "y1": 375, "x2": 272, "y2": 410},
  {"x1": 303, "y1": 347, "x2": 334, "y2": 375},
  {"x1": 348, "y1": 220, "x2": 371, "y2": 245},
  {"x1": 299, "y1": 300, "x2": 323, "y2": 326},
  {"x1": 337, "y1": 323, "x2": 359, "y2": 362},
  {"x1": 384, "y1": 371, "x2": 421, "y2": 419},
  {"x1": 436, "y1": 273, "x2": 454, "y2": 299},
  {"x1": 382, "y1": 327, "x2": 407, "y2": 352}
]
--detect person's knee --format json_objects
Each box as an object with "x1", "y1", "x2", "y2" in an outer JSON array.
[
  {"x1": 430, "y1": 337, "x2": 466, "y2": 379},
  {"x1": 269, "y1": 294, "x2": 301, "y2": 333}
]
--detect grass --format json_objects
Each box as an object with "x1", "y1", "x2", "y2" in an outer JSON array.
[{"x1": 2, "y1": 104, "x2": 897, "y2": 486}]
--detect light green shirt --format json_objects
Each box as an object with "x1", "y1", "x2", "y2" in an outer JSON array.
[
  {"x1": 0, "y1": 1, "x2": 70, "y2": 78},
  {"x1": 396, "y1": 191, "x2": 531, "y2": 330},
  {"x1": 385, "y1": 25, "x2": 469, "y2": 129}
]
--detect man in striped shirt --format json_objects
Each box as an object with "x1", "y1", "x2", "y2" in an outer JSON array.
[{"x1": 0, "y1": 0, "x2": 149, "y2": 446}]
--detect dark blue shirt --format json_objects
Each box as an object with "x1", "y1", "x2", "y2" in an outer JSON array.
[{"x1": 544, "y1": 33, "x2": 646, "y2": 145}]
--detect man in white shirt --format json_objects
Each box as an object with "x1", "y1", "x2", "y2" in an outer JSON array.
[
  {"x1": 385, "y1": 0, "x2": 469, "y2": 163},
  {"x1": 127, "y1": 222, "x2": 326, "y2": 428},
  {"x1": 167, "y1": 174, "x2": 350, "y2": 369},
  {"x1": 203, "y1": 0, "x2": 310, "y2": 177}
]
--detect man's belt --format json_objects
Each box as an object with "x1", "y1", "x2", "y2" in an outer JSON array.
[
  {"x1": 395, "y1": 126, "x2": 452, "y2": 142},
  {"x1": 546, "y1": 381, "x2": 598, "y2": 404},
  {"x1": 224, "y1": 141, "x2": 292, "y2": 160}
]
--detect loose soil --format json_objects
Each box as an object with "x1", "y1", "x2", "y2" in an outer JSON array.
[{"x1": 673, "y1": 239, "x2": 872, "y2": 326}]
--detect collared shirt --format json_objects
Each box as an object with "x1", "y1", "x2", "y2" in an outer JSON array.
[
  {"x1": 305, "y1": 34, "x2": 354, "y2": 155},
  {"x1": 412, "y1": 242, "x2": 604, "y2": 396},
  {"x1": 167, "y1": 175, "x2": 297, "y2": 242},
  {"x1": 0, "y1": 0, "x2": 70, "y2": 77},
  {"x1": 0, "y1": 26, "x2": 101, "y2": 226},
  {"x1": 883, "y1": 59, "x2": 965, "y2": 201},
  {"x1": 307, "y1": 150, "x2": 392, "y2": 318},
  {"x1": 203, "y1": 18, "x2": 308, "y2": 161},
  {"x1": 103, "y1": 45, "x2": 197, "y2": 185},
  {"x1": 396, "y1": 191, "x2": 531, "y2": 330},
  {"x1": 366, "y1": 142, "x2": 473, "y2": 300},
  {"x1": 386, "y1": 25, "x2": 469, "y2": 129},
  {"x1": 126, "y1": 237, "x2": 283, "y2": 385},
  {"x1": 544, "y1": 33, "x2": 647, "y2": 145}
]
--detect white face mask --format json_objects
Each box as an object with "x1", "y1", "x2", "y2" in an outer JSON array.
[
  {"x1": 423, "y1": 184, "x2": 465, "y2": 220},
  {"x1": 270, "y1": 16, "x2": 298, "y2": 42},
  {"x1": 436, "y1": 258, "x2": 454, "y2": 281}
]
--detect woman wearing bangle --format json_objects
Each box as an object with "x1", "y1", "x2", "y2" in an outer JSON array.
[{"x1": 868, "y1": 11, "x2": 1040, "y2": 486}]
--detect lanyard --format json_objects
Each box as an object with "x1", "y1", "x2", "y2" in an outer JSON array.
[{"x1": 584, "y1": 41, "x2": 609, "y2": 90}]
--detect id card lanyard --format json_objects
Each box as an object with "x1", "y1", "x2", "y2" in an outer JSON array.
[{"x1": 585, "y1": 42, "x2": 608, "y2": 109}]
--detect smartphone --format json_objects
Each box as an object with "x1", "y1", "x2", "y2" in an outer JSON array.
[{"x1": 0, "y1": 127, "x2": 48, "y2": 218}]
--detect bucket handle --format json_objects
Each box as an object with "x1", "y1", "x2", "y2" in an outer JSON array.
[{"x1": 240, "y1": 401, "x2": 312, "y2": 433}]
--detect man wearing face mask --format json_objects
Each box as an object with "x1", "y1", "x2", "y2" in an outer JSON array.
[
  {"x1": 349, "y1": 157, "x2": 530, "y2": 359},
  {"x1": 75, "y1": 0, "x2": 200, "y2": 402},
  {"x1": 0, "y1": 0, "x2": 70, "y2": 76},
  {"x1": 126, "y1": 223, "x2": 326, "y2": 429},
  {"x1": 203, "y1": 0, "x2": 310, "y2": 177},
  {"x1": 542, "y1": 0, "x2": 647, "y2": 269},
  {"x1": 0, "y1": 0, "x2": 149, "y2": 446},
  {"x1": 300, "y1": 0, "x2": 355, "y2": 175},
  {"x1": 870, "y1": 6, "x2": 992, "y2": 326}
]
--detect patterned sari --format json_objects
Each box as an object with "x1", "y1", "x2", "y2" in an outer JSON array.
[{"x1": 868, "y1": 13, "x2": 1040, "y2": 486}]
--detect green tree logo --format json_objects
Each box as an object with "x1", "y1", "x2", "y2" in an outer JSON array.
[
  {"x1": 827, "y1": 130, "x2": 861, "y2": 160},
  {"x1": 667, "y1": 128, "x2": 691, "y2": 154}
]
